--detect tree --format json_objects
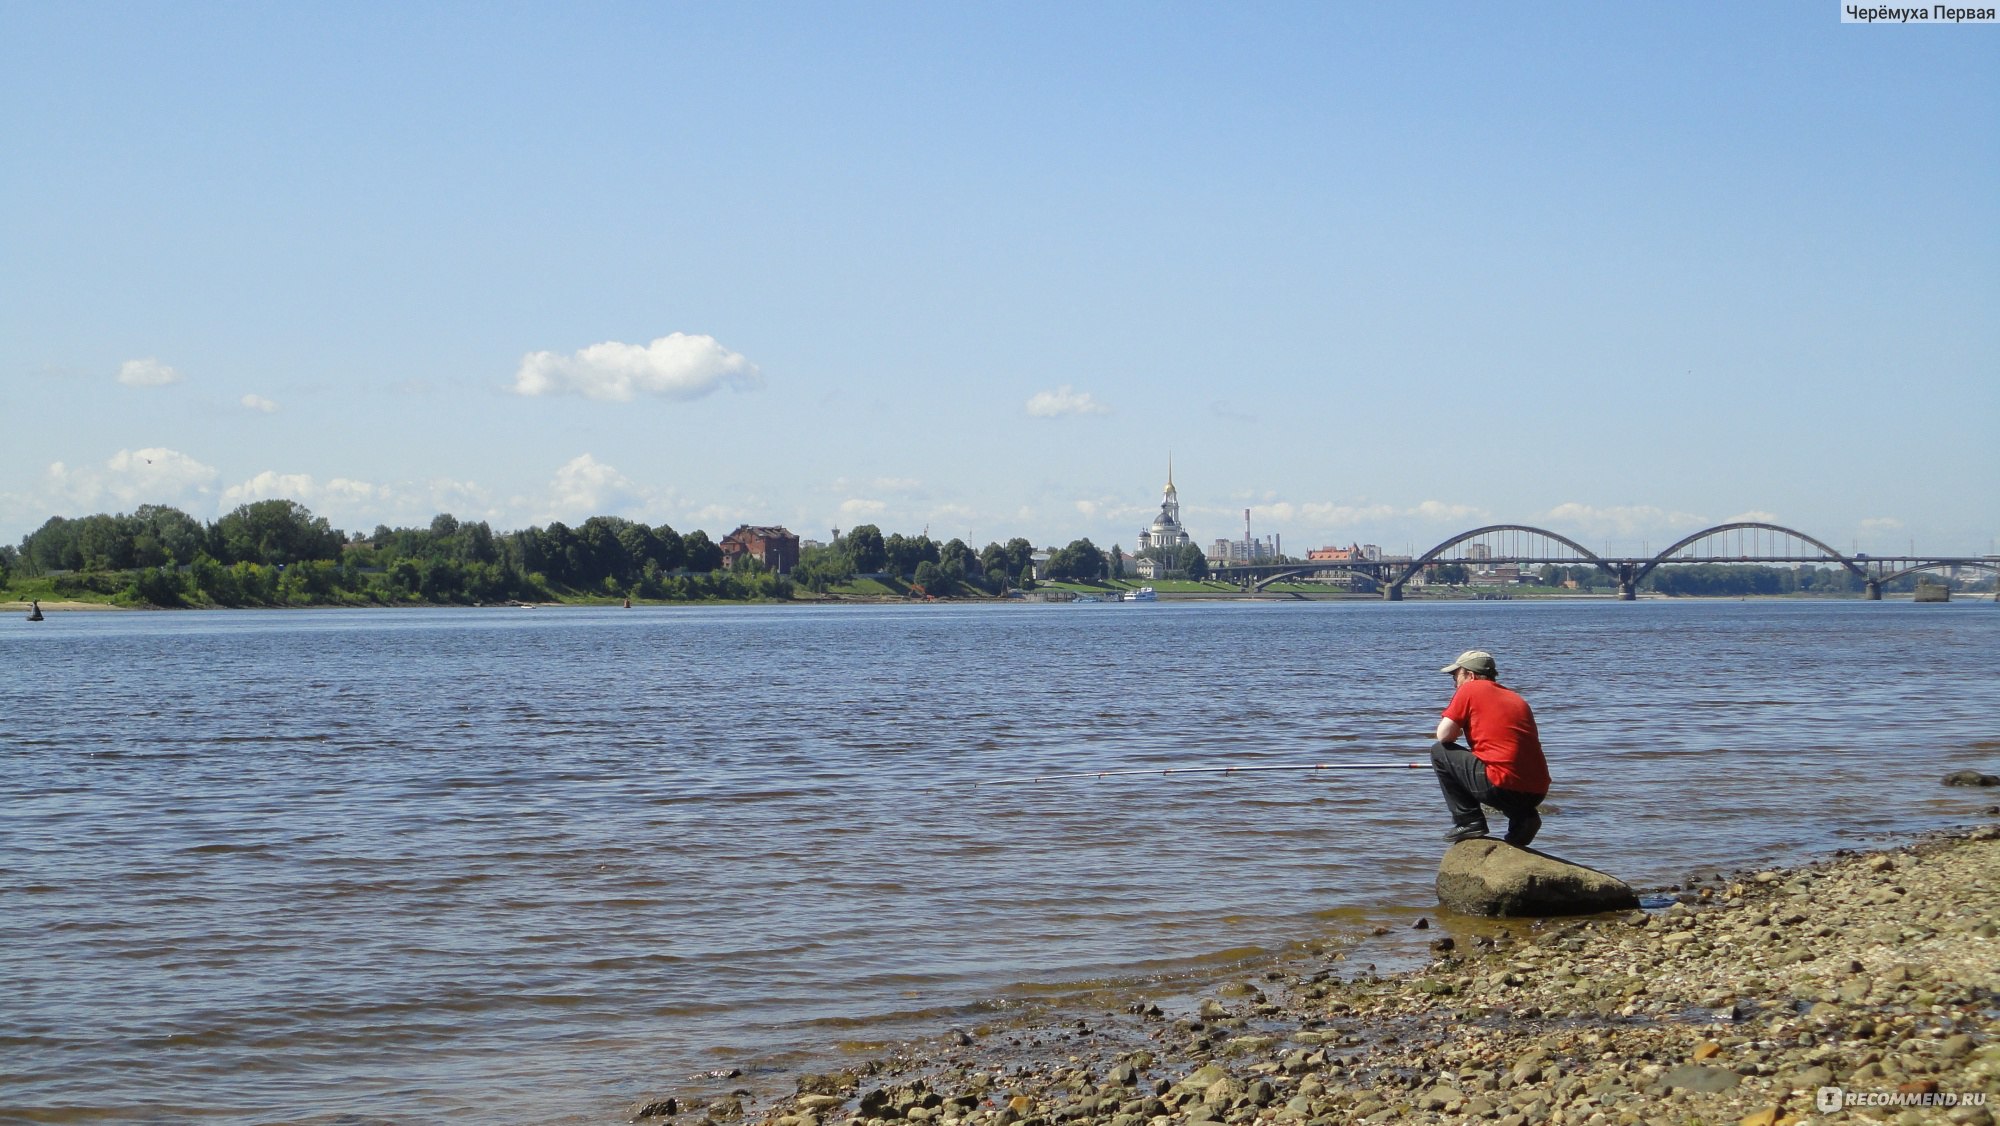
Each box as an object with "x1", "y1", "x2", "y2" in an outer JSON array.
[
  {"x1": 578, "y1": 516, "x2": 636, "y2": 587},
  {"x1": 979, "y1": 542, "x2": 1010, "y2": 582},
  {"x1": 460, "y1": 521, "x2": 499, "y2": 565},
  {"x1": 940, "y1": 538, "x2": 976, "y2": 578},
  {"x1": 1174, "y1": 542, "x2": 1208, "y2": 580},
  {"x1": 23, "y1": 516, "x2": 80, "y2": 573},
  {"x1": 1109, "y1": 544, "x2": 1125, "y2": 579},
  {"x1": 683, "y1": 529, "x2": 723, "y2": 572},
  {"x1": 75, "y1": 514, "x2": 134, "y2": 570},
  {"x1": 614, "y1": 521, "x2": 662, "y2": 580},
  {"x1": 214, "y1": 500, "x2": 344, "y2": 565},
  {"x1": 913, "y1": 559, "x2": 945, "y2": 595},
  {"x1": 650, "y1": 523, "x2": 686, "y2": 571},
  {"x1": 1048, "y1": 538, "x2": 1106, "y2": 581},
  {"x1": 844, "y1": 524, "x2": 887, "y2": 572},
  {"x1": 1002, "y1": 538, "x2": 1034, "y2": 580},
  {"x1": 792, "y1": 544, "x2": 856, "y2": 593},
  {"x1": 883, "y1": 533, "x2": 938, "y2": 579},
  {"x1": 134, "y1": 505, "x2": 205, "y2": 565}
]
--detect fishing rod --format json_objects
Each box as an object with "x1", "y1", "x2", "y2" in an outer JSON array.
[{"x1": 972, "y1": 761, "x2": 1427, "y2": 786}]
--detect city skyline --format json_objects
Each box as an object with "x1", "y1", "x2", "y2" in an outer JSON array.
[{"x1": 3, "y1": 6, "x2": 1994, "y2": 555}]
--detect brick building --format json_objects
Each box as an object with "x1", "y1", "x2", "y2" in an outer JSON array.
[{"x1": 719, "y1": 525, "x2": 800, "y2": 573}]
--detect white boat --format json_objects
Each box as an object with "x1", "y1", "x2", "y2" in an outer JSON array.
[{"x1": 1122, "y1": 586, "x2": 1157, "y2": 602}]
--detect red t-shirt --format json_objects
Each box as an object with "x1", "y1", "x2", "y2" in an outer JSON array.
[{"x1": 1442, "y1": 679, "x2": 1550, "y2": 795}]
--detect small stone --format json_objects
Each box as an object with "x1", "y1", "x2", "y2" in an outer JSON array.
[
  {"x1": 1659, "y1": 1065, "x2": 1740, "y2": 1093},
  {"x1": 636, "y1": 1098, "x2": 680, "y2": 1119},
  {"x1": 1413, "y1": 917, "x2": 1429, "y2": 930},
  {"x1": 1692, "y1": 1042, "x2": 1722, "y2": 1061},
  {"x1": 1942, "y1": 770, "x2": 2000, "y2": 787}
]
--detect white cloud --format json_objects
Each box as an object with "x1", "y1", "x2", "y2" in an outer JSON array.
[
  {"x1": 1242, "y1": 501, "x2": 1401, "y2": 527},
  {"x1": 1542, "y1": 503, "x2": 1708, "y2": 539},
  {"x1": 840, "y1": 498, "x2": 888, "y2": 518},
  {"x1": 216, "y1": 471, "x2": 492, "y2": 532},
  {"x1": 220, "y1": 470, "x2": 399, "y2": 514},
  {"x1": 425, "y1": 478, "x2": 495, "y2": 516},
  {"x1": 1859, "y1": 516, "x2": 1904, "y2": 532},
  {"x1": 513, "y1": 333, "x2": 762, "y2": 402},
  {"x1": 1025, "y1": 385, "x2": 1110, "y2": 418},
  {"x1": 1721, "y1": 509, "x2": 1781, "y2": 526},
  {"x1": 117, "y1": 358, "x2": 182, "y2": 387},
  {"x1": 690, "y1": 503, "x2": 741, "y2": 528},
  {"x1": 1411, "y1": 500, "x2": 1487, "y2": 523},
  {"x1": 544, "y1": 453, "x2": 640, "y2": 516},
  {"x1": 241, "y1": 394, "x2": 279, "y2": 413},
  {"x1": 1076, "y1": 496, "x2": 1153, "y2": 524},
  {"x1": 46, "y1": 447, "x2": 219, "y2": 509}
]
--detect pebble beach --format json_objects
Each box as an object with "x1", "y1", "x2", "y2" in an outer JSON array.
[{"x1": 647, "y1": 818, "x2": 2000, "y2": 1126}]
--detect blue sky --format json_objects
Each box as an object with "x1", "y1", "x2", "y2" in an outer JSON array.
[{"x1": 3, "y1": 4, "x2": 1994, "y2": 556}]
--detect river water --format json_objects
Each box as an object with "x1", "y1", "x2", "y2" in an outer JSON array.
[{"x1": 3, "y1": 600, "x2": 1996, "y2": 1123}]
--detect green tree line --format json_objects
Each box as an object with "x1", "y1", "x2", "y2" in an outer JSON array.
[
  {"x1": 8, "y1": 501, "x2": 795, "y2": 607},
  {"x1": 8, "y1": 504, "x2": 1132, "y2": 607}
]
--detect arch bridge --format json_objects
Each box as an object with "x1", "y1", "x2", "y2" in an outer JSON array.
[{"x1": 1207, "y1": 522, "x2": 1995, "y2": 602}]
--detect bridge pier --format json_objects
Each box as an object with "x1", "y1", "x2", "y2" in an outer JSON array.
[
  {"x1": 1383, "y1": 583, "x2": 1403, "y2": 602},
  {"x1": 1865, "y1": 580, "x2": 1882, "y2": 601},
  {"x1": 1618, "y1": 582, "x2": 1636, "y2": 601}
]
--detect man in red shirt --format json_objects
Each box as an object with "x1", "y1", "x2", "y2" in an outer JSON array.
[{"x1": 1432, "y1": 649, "x2": 1550, "y2": 847}]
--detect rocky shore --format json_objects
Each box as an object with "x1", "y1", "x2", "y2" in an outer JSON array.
[{"x1": 641, "y1": 823, "x2": 1999, "y2": 1126}]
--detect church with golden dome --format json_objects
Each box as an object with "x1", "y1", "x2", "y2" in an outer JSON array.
[{"x1": 1134, "y1": 459, "x2": 1193, "y2": 577}]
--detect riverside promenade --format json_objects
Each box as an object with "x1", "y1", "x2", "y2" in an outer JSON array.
[{"x1": 650, "y1": 821, "x2": 2000, "y2": 1126}]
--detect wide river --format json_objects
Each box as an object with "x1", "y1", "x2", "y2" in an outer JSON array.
[{"x1": 4, "y1": 599, "x2": 1997, "y2": 1124}]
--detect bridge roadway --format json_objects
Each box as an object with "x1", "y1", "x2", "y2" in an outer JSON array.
[{"x1": 1203, "y1": 521, "x2": 1998, "y2": 601}]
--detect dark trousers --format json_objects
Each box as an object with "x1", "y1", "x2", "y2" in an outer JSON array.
[{"x1": 1431, "y1": 741, "x2": 1544, "y2": 845}]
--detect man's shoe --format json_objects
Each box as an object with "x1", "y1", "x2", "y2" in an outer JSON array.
[
  {"x1": 1503, "y1": 811, "x2": 1541, "y2": 848},
  {"x1": 1443, "y1": 824, "x2": 1489, "y2": 843}
]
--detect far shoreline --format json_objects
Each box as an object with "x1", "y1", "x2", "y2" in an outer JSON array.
[{"x1": 6, "y1": 592, "x2": 1990, "y2": 615}]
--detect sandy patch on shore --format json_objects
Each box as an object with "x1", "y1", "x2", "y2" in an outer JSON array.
[{"x1": 3, "y1": 600, "x2": 126, "y2": 612}]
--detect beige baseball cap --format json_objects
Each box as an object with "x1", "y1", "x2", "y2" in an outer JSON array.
[{"x1": 1440, "y1": 650, "x2": 1497, "y2": 675}]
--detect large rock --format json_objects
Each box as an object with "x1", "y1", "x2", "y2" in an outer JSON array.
[
  {"x1": 1943, "y1": 770, "x2": 1999, "y2": 787},
  {"x1": 1436, "y1": 839, "x2": 1639, "y2": 917}
]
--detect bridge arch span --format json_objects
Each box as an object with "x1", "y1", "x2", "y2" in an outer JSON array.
[
  {"x1": 1248, "y1": 562, "x2": 1373, "y2": 593},
  {"x1": 1868, "y1": 560, "x2": 1999, "y2": 587},
  {"x1": 1390, "y1": 524, "x2": 1613, "y2": 590},
  {"x1": 1634, "y1": 522, "x2": 1862, "y2": 585}
]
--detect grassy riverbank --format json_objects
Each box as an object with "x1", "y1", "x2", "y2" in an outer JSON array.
[{"x1": 647, "y1": 822, "x2": 2000, "y2": 1126}]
